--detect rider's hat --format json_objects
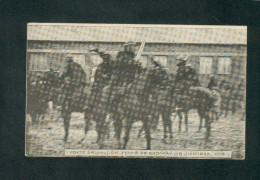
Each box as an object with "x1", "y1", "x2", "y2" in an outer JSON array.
[
  {"x1": 101, "y1": 52, "x2": 111, "y2": 60},
  {"x1": 123, "y1": 41, "x2": 137, "y2": 47},
  {"x1": 65, "y1": 54, "x2": 73, "y2": 62},
  {"x1": 176, "y1": 55, "x2": 190, "y2": 61},
  {"x1": 176, "y1": 55, "x2": 190, "y2": 66},
  {"x1": 185, "y1": 63, "x2": 193, "y2": 68},
  {"x1": 209, "y1": 74, "x2": 215, "y2": 79},
  {"x1": 176, "y1": 55, "x2": 186, "y2": 61},
  {"x1": 89, "y1": 47, "x2": 99, "y2": 55}
]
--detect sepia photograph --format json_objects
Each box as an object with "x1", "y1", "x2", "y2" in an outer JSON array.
[{"x1": 25, "y1": 23, "x2": 246, "y2": 159}]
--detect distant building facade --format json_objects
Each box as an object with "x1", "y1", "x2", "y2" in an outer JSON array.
[{"x1": 27, "y1": 24, "x2": 247, "y2": 87}]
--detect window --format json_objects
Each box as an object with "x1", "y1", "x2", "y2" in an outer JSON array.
[
  {"x1": 218, "y1": 57, "x2": 231, "y2": 74},
  {"x1": 199, "y1": 57, "x2": 212, "y2": 74},
  {"x1": 29, "y1": 53, "x2": 49, "y2": 71},
  {"x1": 153, "y1": 56, "x2": 168, "y2": 67}
]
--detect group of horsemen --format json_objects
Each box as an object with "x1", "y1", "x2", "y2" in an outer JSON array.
[
  {"x1": 59, "y1": 41, "x2": 212, "y2": 112},
  {"x1": 34, "y1": 41, "x2": 223, "y2": 116}
]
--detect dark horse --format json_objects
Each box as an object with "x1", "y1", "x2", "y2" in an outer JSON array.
[
  {"x1": 161, "y1": 83, "x2": 220, "y2": 142},
  {"x1": 79, "y1": 85, "x2": 112, "y2": 149},
  {"x1": 27, "y1": 79, "x2": 49, "y2": 124},
  {"x1": 110, "y1": 67, "x2": 167, "y2": 150}
]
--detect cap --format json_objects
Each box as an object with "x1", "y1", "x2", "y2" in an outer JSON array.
[
  {"x1": 176, "y1": 61, "x2": 186, "y2": 66},
  {"x1": 185, "y1": 63, "x2": 193, "y2": 67},
  {"x1": 209, "y1": 74, "x2": 215, "y2": 78},
  {"x1": 123, "y1": 41, "x2": 137, "y2": 47},
  {"x1": 101, "y1": 52, "x2": 111, "y2": 59},
  {"x1": 90, "y1": 47, "x2": 99, "y2": 52},
  {"x1": 65, "y1": 54, "x2": 73, "y2": 59},
  {"x1": 176, "y1": 55, "x2": 190, "y2": 61},
  {"x1": 176, "y1": 55, "x2": 186, "y2": 61}
]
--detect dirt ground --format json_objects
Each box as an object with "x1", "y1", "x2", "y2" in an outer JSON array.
[{"x1": 26, "y1": 109, "x2": 245, "y2": 159}]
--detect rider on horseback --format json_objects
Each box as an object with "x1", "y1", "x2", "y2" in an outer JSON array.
[
  {"x1": 91, "y1": 49, "x2": 114, "y2": 93},
  {"x1": 112, "y1": 41, "x2": 143, "y2": 86},
  {"x1": 175, "y1": 55, "x2": 199, "y2": 93},
  {"x1": 107, "y1": 41, "x2": 143, "y2": 109},
  {"x1": 60, "y1": 54, "x2": 87, "y2": 111}
]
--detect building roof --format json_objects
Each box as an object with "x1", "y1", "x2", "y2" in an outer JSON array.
[{"x1": 27, "y1": 23, "x2": 247, "y2": 45}]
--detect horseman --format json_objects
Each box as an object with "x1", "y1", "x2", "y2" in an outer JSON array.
[
  {"x1": 175, "y1": 55, "x2": 199, "y2": 93},
  {"x1": 208, "y1": 74, "x2": 218, "y2": 90},
  {"x1": 90, "y1": 48, "x2": 114, "y2": 93},
  {"x1": 112, "y1": 41, "x2": 143, "y2": 86},
  {"x1": 60, "y1": 54, "x2": 87, "y2": 110},
  {"x1": 185, "y1": 64, "x2": 200, "y2": 87},
  {"x1": 104, "y1": 41, "x2": 144, "y2": 112},
  {"x1": 142, "y1": 56, "x2": 169, "y2": 111},
  {"x1": 87, "y1": 48, "x2": 115, "y2": 111}
]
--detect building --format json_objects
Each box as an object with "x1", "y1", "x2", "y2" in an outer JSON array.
[{"x1": 27, "y1": 24, "x2": 247, "y2": 87}]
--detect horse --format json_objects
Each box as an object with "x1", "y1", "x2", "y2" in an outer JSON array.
[
  {"x1": 156, "y1": 72, "x2": 222, "y2": 143},
  {"x1": 163, "y1": 84, "x2": 220, "y2": 142},
  {"x1": 27, "y1": 78, "x2": 51, "y2": 124},
  {"x1": 79, "y1": 85, "x2": 113, "y2": 149},
  {"x1": 108, "y1": 67, "x2": 168, "y2": 150}
]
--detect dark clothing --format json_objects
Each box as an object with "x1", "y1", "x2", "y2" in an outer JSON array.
[
  {"x1": 62, "y1": 61, "x2": 86, "y2": 88},
  {"x1": 219, "y1": 80, "x2": 230, "y2": 91},
  {"x1": 186, "y1": 68, "x2": 200, "y2": 87},
  {"x1": 175, "y1": 66, "x2": 186, "y2": 82},
  {"x1": 175, "y1": 66, "x2": 199, "y2": 92},
  {"x1": 60, "y1": 61, "x2": 87, "y2": 109},
  {"x1": 208, "y1": 76, "x2": 218, "y2": 90},
  {"x1": 113, "y1": 51, "x2": 142, "y2": 86},
  {"x1": 92, "y1": 60, "x2": 114, "y2": 92}
]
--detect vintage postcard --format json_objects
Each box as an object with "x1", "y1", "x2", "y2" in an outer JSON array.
[{"x1": 26, "y1": 23, "x2": 246, "y2": 159}]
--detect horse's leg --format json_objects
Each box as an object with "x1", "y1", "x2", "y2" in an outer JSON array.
[
  {"x1": 198, "y1": 110, "x2": 203, "y2": 132},
  {"x1": 95, "y1": 117, "x2": 101, "y2": 144},
  {"x1": 114, "y1": 116, "x2": 123, "y2": 149},
  {"x1": 79, "y1": 109, "x2": 92, "y2": 143},
  {"x1": 62, "y1": 110, "x2": 71, "y2": 143},
  {"x1": 184, "y1": 111, "x2": 188, "y2": 132},
  {"x1": 168, "y1": 116, "x2": 173, "y2": 143},
  {"x1": 98, "y1": 120, "x2": 109, "y2": 150},
  {"x1": 162, "y1": 114, "x2": 167, "y2": 143},
  {"x1": 122, "y1": 121, "x2": 132, "y2": 150},
  {"x1": 177, "y1": 111, "x2": 182, "y2": 134},
  {"x1": 143, "y1": 121, "x2": 151, "y2": 150},
  {"x1": 204, "y1": 112, "x2": 212, "y2": 142}
]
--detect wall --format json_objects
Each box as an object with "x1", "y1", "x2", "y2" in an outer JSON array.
[{"x1": 27, "y1": 40, "x2": 247, "y2": 87}]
